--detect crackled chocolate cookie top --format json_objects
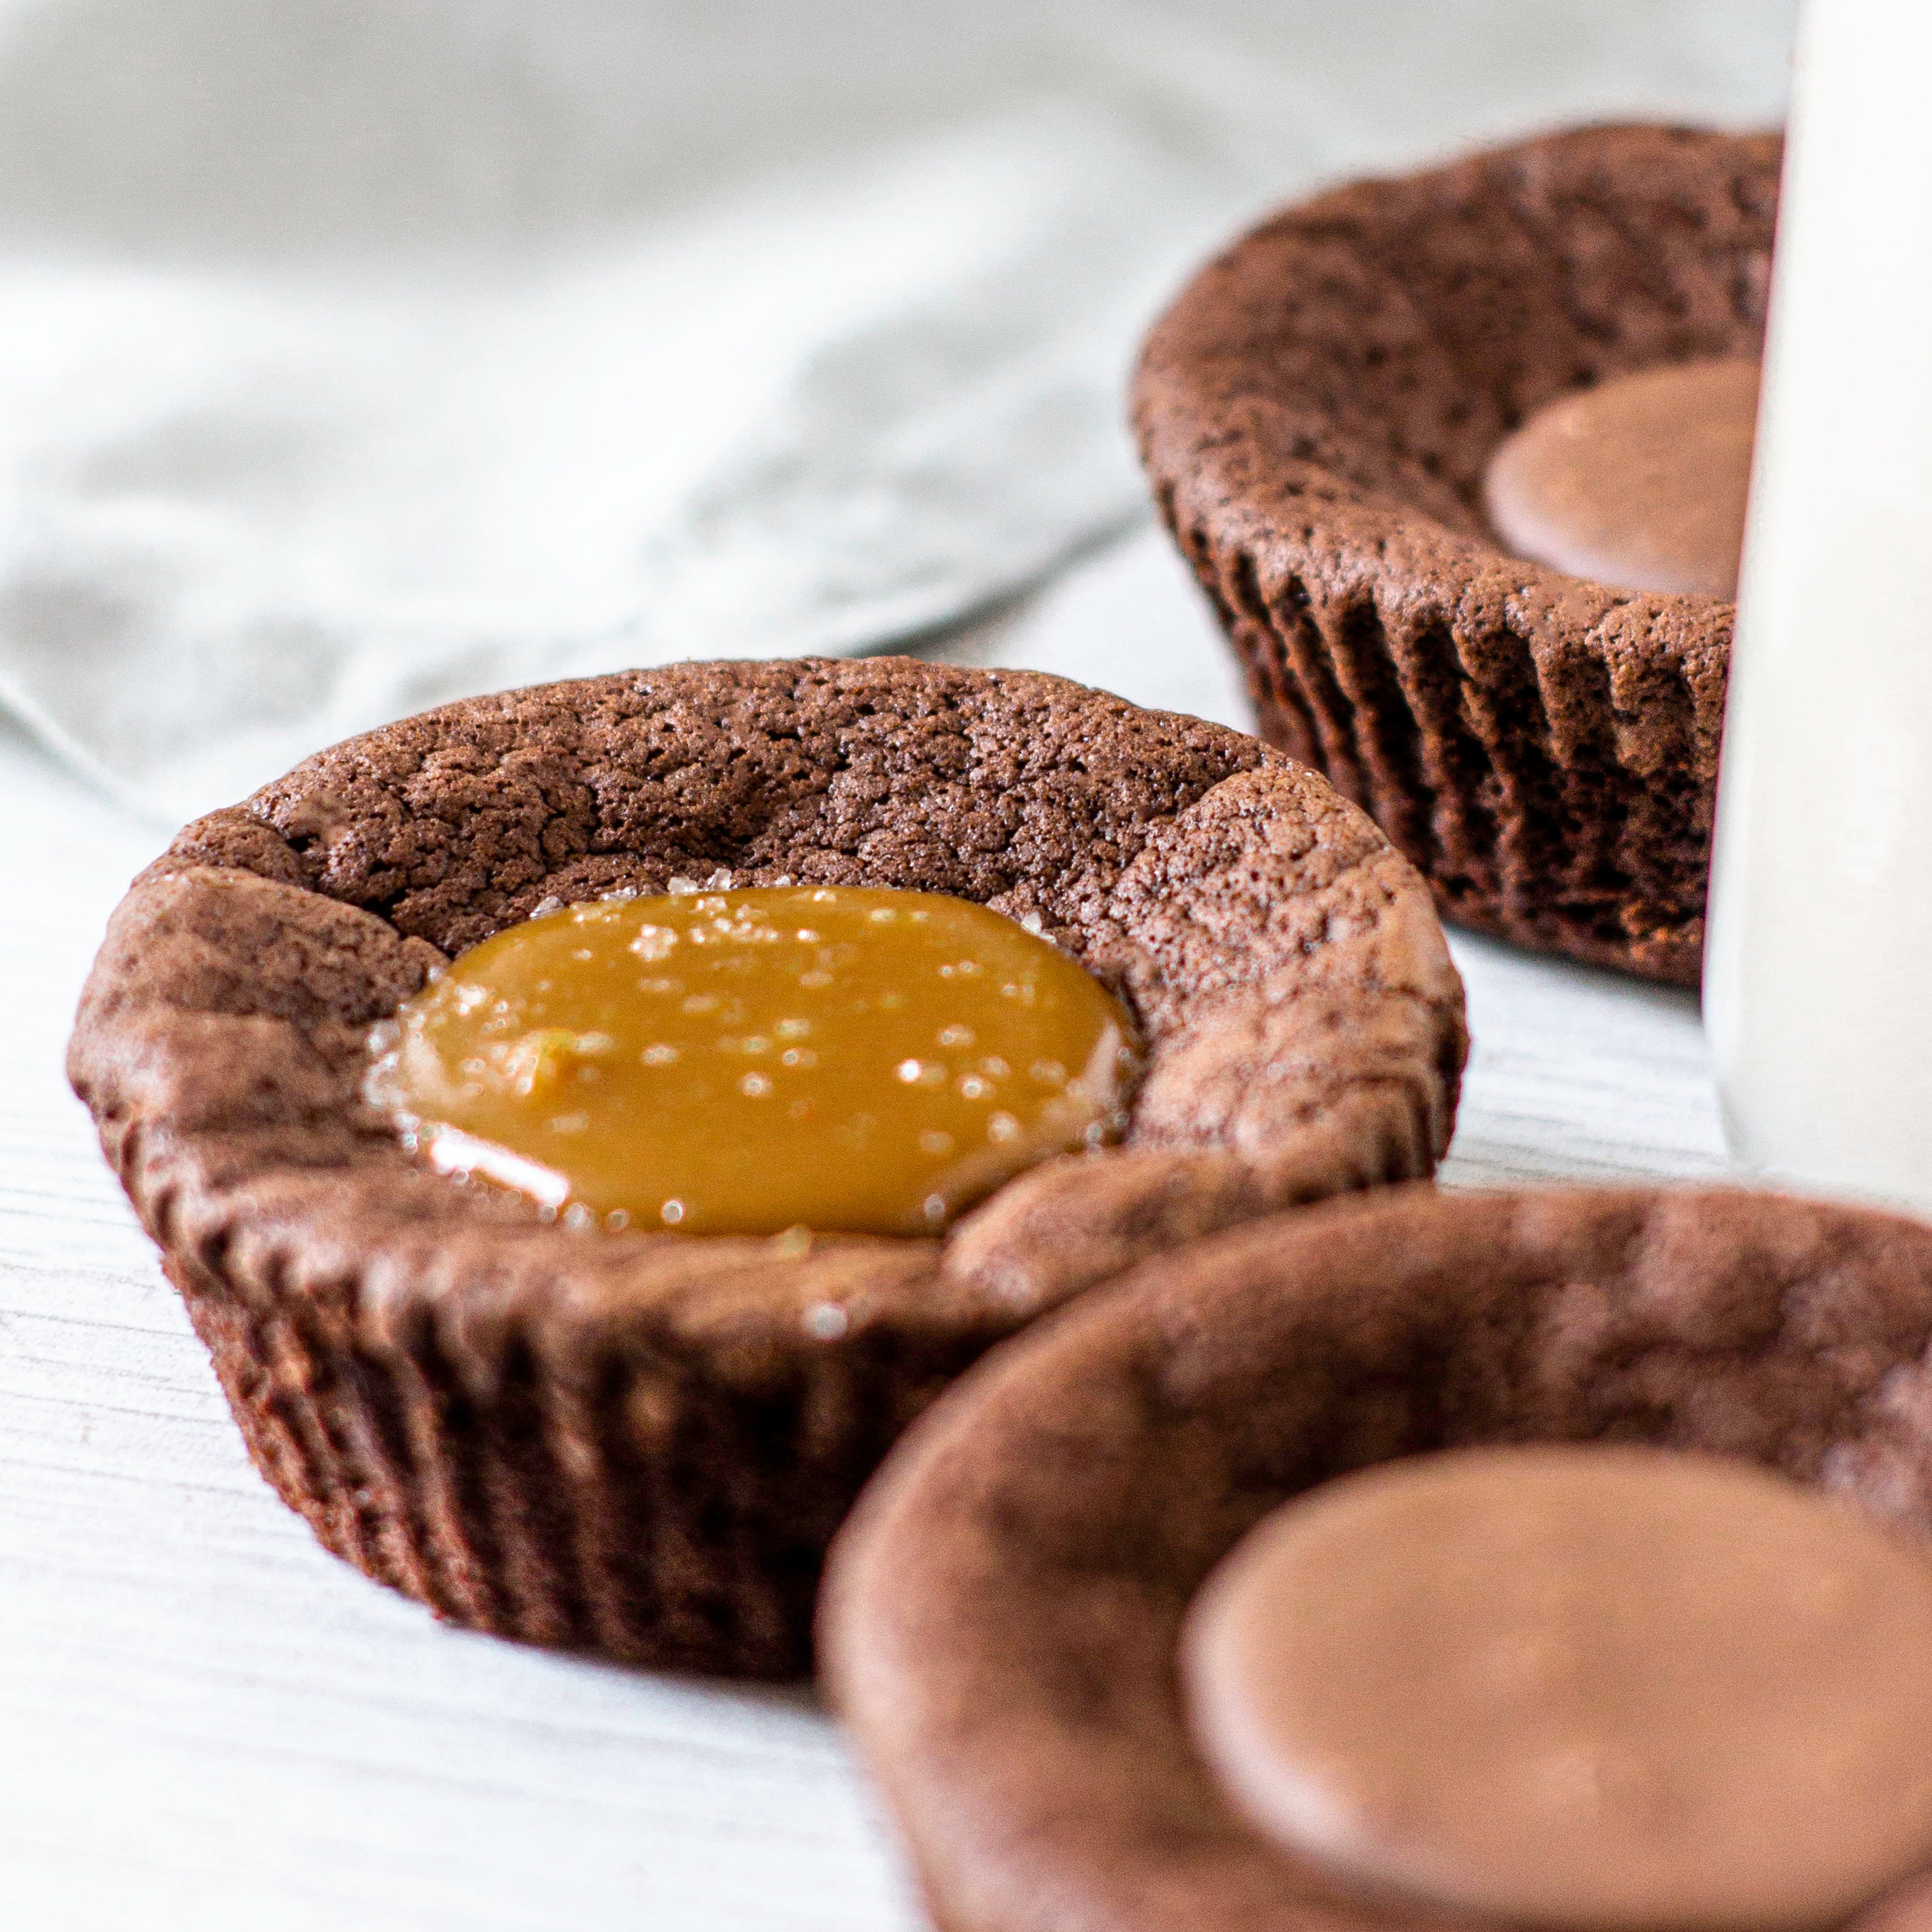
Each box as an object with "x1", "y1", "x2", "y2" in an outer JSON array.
[
  {"x1": 1484, "y1": 358, "x2": 1760, "y2": 598},
  {"x1": 824, "y1": 1184, "x2": 1932, "y2": 1930},
  {"x1": 80, "y1": 656, "x2": 1465, "y2": 1333},
  {"x1": 1184, "y1": 1444, "x2": 1932, "y2": 1932},
  {"x1": 69, "y1": 657, "x2": 1464, "y2": 1676}
]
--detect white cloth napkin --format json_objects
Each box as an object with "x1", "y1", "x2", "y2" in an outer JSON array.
[{"x1": 0, "y1": 0, "x2": 1794, "y2": 821}]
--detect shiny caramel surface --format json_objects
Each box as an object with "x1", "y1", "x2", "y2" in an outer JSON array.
[{"x1": 371, "y1": 886, "x2": 1136, "y2": 1237}]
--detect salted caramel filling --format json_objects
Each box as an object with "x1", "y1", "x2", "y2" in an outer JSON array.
[
  {"x1": 1182, "y1": 1445, "x2": 1932, "y2": 1932},
  {"x1": 371, "y1": 886, "x2": 1135, "y2": 1238},
  {"x1": 1483, "y1": 356, "x2": 1760, "y2": 599}
]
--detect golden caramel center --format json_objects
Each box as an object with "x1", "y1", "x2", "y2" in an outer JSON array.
[{"x1": 370, "y1": 886, "x2": 1136, "y2": 1238}]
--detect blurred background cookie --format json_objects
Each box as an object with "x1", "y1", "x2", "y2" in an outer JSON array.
[{"x1": 1136, "y1": 125, "x2": 1779, "y2": 986}]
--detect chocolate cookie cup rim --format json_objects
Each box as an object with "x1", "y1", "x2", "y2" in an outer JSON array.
[
  {"x1": 1134, "y1": 122, "x2": 1781, "y2": 987},
  {"x1": 69, "y1": 656, "x2": 1466, "y2": 1676},
  {"x1": 822, "y1": 1181, "x2": 1932, "y2": 1931}
]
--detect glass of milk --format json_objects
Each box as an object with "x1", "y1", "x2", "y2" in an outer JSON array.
[{"x1": 1705, "y1": 0, "x2": 1932, "y2": 1212}]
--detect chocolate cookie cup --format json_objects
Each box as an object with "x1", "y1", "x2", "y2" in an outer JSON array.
[
  {"x1": 1134, "y1": 124, "x2": 1781, "y2": 986},
  {"x1": 68, "y1": 658, "x2": 1464, "y2": 1677},
  {"x1": 824, "y1": 1184, "x2": 1932, "y2": 1930}
]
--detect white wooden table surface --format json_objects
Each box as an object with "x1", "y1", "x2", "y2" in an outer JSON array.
[{"x1": 0, "y1": 527, "x2": 1731, "y2": 1932}]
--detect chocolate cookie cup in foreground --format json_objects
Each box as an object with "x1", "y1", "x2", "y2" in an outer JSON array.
[
  {"x1": 823, "y1": 1184, "x2": 1932, "y2": 1929},
  {"x1": 68, "y1": 658, "x2": 1464, "y2": 1676},
  {"x1": 1134, "y1": 125, "x2": 1781, "y2": 986}
]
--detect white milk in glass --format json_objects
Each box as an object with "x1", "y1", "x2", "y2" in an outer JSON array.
[{"x1": 1706, "y1": 0, "x2": 1932, "y2": 1211}]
